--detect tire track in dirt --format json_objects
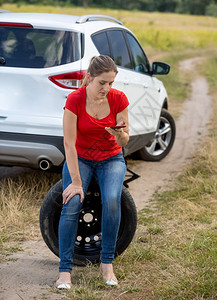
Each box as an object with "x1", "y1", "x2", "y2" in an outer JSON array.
[
  {"x1": 127, "y1": 57, "x2": 212, "y2": 210},
  {"x1": 0, "y1": 57, "x2": 212, "y2": 300}
]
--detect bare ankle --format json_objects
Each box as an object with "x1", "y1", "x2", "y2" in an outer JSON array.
[
  {"x1": 58, "y1": 272, "x2": 71, "y2": 283},
  {"x1": 100, "y1": 263, "x2": 118, "y2": 284},
  {"x1": 100, "y1": 263, "x2": 115, "y2": 276}
]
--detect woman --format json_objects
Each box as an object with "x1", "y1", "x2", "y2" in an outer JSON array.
[{"x1": 56, "y1": 55, "x2": 129, "y2": 289}]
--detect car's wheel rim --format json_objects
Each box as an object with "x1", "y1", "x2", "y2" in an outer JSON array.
[
  {"x1": 74, "y1": 190, "x2": 102, "y2": 256},
  {"x1": 145, "y1": 116, "x2": 172, "y2": 156}
]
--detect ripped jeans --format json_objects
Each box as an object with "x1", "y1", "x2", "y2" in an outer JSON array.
[{"x1": 58, "y1": 152, "x2": 126, "y2": 273}]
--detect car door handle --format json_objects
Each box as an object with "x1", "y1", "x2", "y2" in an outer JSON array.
[
  {"x1": 143, "y1": 83, "x2": 148, "y2": 88},
  {"x1": 0, "y1": 116, "x2": 7, "y2": 121},
  {"x1": 124, "y1": 81, "x2": 129, "y2": 86}
]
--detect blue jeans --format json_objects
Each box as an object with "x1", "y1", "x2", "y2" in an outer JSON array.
[{"x1": 58, "y1": 152, "x2": 127, "y2": 273}]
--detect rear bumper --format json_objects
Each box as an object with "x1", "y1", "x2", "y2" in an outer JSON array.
[
  {"x1": 0, "y1": 132, "x2": 64, "y2": 168},
  {"x1": 0, "y1": 131, "x2": 155, "y2": 168}
]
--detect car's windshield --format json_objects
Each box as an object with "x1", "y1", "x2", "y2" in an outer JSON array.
[{"x1": 0, "y1": 26, "x2": 82, "y2": 68}]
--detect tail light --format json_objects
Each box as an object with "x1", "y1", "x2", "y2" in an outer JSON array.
[
  {"x1": 49, "y1": 71, "x2": 86, "y2": 89},
  {"x1": 0, "y1": 22, "x2": 33, "y2": 28}
]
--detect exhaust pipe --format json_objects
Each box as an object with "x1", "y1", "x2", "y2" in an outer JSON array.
[{"x1": 39, "y1": 159, "x2": 51, "y2": 171}]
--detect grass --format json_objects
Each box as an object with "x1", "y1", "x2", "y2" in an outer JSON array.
[
  {"x1": 0, "y1": 171, "x2": 61, "y2": 261},
  {"x1": 0, "y1": 5, "x2": 217, "y2": 299}
]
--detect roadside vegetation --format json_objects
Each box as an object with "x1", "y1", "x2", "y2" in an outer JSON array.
[
  {"x1": 0, "y1": 6, "x2": 217, "y2": 299},
  {"x1": 2, "y1": 0, "x2": 217, "y2": 16},
  {"x1": 2, "y1": 4, "x2": 217, "y2": 53}
]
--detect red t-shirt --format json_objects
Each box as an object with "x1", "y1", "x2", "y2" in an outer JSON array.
[{"x1": 64, "y1": 86, "x2": 129, "y2": 161}]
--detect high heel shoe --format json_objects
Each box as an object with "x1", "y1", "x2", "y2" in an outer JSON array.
[
  {"x1": 55, "y1": 280, "x2": 72, "y2": 289},
  {"x1": 100, "y1": 263, "x2": 118, "y2": 286},
  {"x1": 104, "y1": 278, "x2": 118, "y2": 286}
]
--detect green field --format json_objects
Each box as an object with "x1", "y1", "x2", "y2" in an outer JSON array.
[
  {"x1": 0, "y1": 5, "x2": 217, "y2": 299},
  {"x1": 2, "y1": 4, "x2": 217, "y2": 53}
]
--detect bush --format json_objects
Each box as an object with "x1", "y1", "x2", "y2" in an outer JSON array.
[{"x1": 206, "y1": 3, "x2": 217, "y2": 16}]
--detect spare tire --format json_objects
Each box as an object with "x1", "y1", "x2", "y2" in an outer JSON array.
[{"x1": 39, "y1": 179, "x2": 137, "y2": 265}]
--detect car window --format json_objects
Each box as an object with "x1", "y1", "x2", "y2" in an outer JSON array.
[
  {"x1": 107, "y1": 30, "x2": 131, "y2": 69},
  {"x1": 0, "y1": 27, "x2": 82, "y2": 68},
  {"x1": 91, "y1": 31, "x2": 110, "y2": 56},
  {"x1": 125, "y1": 32, "x2": 150, "y2": 74}
]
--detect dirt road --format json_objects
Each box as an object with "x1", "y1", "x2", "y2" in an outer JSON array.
[
  {"x1": 0, "y1": 57, "x2": 212, "y2": 300},
  {"x1": 128, "y1": 58, "x2": 211, "y2": 209}
]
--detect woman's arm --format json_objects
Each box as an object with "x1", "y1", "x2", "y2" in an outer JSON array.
[
  {"x1": 105, "y1": 107, "x2": 129, "y2": 147},
  {"x1": 62, "y1": 108, "x2": 84, "y2": 204},
  {"x1": 115, "y1": 107, "x2": 129, "y2": 146}
]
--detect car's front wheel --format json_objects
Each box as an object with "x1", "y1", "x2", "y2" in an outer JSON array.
[
  {"x1": 39, "y1": 179, "x2": 137, "y2": 265},
  {"x1": 135, "y1": 109, "x2": 176, "y2": 161}
]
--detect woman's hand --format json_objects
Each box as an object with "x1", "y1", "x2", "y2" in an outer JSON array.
[
  {"x1": 105, "y1": 121, "x2": 126, "y2": 137},
  {"x1": 105, "y1": 121, "x2": 129, "y2": 147},
  {"x1": 62, "y1": 183, "x2": 84, "y2": 204},
  {"x1": 105, "y1": 126, "x2": 125, "y2": 137}
]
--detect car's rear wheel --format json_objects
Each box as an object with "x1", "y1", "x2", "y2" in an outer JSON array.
[
  {"x1": 39, "y1": 179, "x2": 137, "y2": 266},
  {"x1": 135, "y1": 109, "x2": 176, "y2": 161}
]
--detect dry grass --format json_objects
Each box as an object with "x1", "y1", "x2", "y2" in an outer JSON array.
[{"x1": 0, "y1": 171, "x2": 61, "y2": 261}]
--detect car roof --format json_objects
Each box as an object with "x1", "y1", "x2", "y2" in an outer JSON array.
[{"x1": 0, "y1": 12, "x2": 125, "y2": 32}]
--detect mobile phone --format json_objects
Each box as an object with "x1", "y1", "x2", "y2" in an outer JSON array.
[{"x1": 110, "y1": 125, "x2": 126, "y2": 130}]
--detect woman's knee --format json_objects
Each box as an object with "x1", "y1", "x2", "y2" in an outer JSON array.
[
  {"x1": 103, "y1": 195, "x2": 121, "y2": 213},
  {"x1": 61, "y1": 195, "x2": 82, "y2": 215}
]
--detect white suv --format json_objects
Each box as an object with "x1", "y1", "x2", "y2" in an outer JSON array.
[{"x1": 0, "y1": 12, "x2": 175, "y2": 170}]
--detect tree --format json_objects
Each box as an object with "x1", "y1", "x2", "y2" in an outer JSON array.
[
  {"x1": 206, "y1": 1, "x2": 217, "y2": 16},
  {"x1": 83, "y1": 0, "x2": 87, "y2": 7},
  {"x1": 179, "y1": 0, "x2": 212, "y2": 15}
]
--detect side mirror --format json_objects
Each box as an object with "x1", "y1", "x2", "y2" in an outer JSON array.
[{"x1": 151, "y1": 62, "x2": 170, "y2": 75}]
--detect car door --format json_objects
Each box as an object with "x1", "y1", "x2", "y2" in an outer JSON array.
[
  {"x1": 92, "y1": 29, "x2": 162, "y2": 140},
  {"x1": 123, "y1": 31, "x2": 163, "y2": 138}
]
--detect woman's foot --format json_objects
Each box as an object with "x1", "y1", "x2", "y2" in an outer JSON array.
[
  {"x1": 100, "y1": 263, "x2": 118, "y2": 286},
  {"x1": 56, "y1": 272, "x2": 72, "y2": 289}
]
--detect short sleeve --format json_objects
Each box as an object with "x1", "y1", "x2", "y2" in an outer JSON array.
[
  {"x1": 64, "y1": 87, "x2": 86, "y2": 116},
  {"x1": 117, "y1": 92, "x2": 129, "y2": 113},
  {"x1": 64, "y1": 93, "x2": 78, "y2": 115}
]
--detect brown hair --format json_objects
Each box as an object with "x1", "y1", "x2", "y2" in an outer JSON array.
[{"x1": 81, "y1": 55, "x2": 118, "y2": 87}]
